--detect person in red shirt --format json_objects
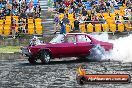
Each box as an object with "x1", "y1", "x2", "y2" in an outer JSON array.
[
  {"x1": 64, "y1": 0, "x2": 71, "y2": 7},
  {"x1": 11, "y1": 18, "x2": 16, "y2": 39}
]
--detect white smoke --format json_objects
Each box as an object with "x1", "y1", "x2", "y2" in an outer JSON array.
[{"x1": 91, "y1": 33, "x2": 132, "y2": 62}]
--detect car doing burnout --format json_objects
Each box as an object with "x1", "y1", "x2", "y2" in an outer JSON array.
[{"x1": 21, "y1": 33, "x2": 113, "y2": 64}]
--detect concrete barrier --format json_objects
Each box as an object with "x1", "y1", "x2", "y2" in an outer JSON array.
[{"x1": 0, "y1": 53, "x2": 24, "y2": 60}]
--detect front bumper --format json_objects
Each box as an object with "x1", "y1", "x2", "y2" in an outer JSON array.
[{"x1": 21, "y1": 47, "x2": 31, "y2": 57}]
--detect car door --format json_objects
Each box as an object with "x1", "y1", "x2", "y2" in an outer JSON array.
[
  {"x1": 59, "y1": 34, "x2": 78, "y2": 57},
  {"x1": 76, "y1": 34, "x2": 93, "y2": 56}
]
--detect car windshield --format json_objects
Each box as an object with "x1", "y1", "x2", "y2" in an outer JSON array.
[{"x1": 50, "y1": 34, "x2": 65, "y2": 43}]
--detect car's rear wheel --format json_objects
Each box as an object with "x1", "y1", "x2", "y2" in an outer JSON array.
[
  {"x1": 77, "y1": 56, "x2": 87, "y2": 61},
  {"x1": 40, "y1": 50, "x2": 51, "y2": 64},
  {"x1": 28, "y1": 57, "x2": 37, "y2": 64},
  {"x1": 87, "y1": 44, "x2": 105, "y2": 61}
]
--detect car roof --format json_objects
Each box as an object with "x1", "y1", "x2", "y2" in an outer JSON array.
[
  {"x1": 66, "y1": 33, "x2": 88, "y2": 35},
  {"x1": 66, "y1": 33, "x2": 94, "y2": 40}
]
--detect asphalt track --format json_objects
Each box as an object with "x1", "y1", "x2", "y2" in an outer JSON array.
[{"x1": 0, "y1": 58, "x2": 132, "y2": 88}]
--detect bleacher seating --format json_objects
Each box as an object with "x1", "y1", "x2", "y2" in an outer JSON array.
[
  {"x1": 56, "y1": 0, "x2": 132, "y2": 33},
  {"x1": 0, "y1": 0, "x2": 42, "y2": 36}
]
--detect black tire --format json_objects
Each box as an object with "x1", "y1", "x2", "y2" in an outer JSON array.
[
  {"x1": 28, "y1": 57, "x2": 36, "y2": 64},
  {"x1": 76, "y1": 56, "x2": 87, "y2": 61},
  {"x1": 87, "y1": 44, "x2": 105, "y2": 61},
  {"x1": 40, "y1": 50, "x2": 51, "y2": 64}
]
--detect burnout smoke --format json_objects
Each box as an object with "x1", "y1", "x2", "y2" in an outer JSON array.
[
  {"x1": 89, "y1": 44, "x2": 105, "y2": 61},
  {"x1": 91, "y1": 33, "x2": 132, "y2": 62}
]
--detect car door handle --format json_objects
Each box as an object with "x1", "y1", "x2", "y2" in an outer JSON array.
[
  {"x1": 74, "y1": 43, "x2": 76, "y2": 45},
  {"x1": 90, "y1": 42, "x2": 93, "y2": 45}
]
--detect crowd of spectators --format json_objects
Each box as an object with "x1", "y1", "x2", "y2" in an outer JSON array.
[
  {"x1": 53, "y1": 0, "x2": 132, "y2": 34},
  {"x1": 0, "y1": 0, "x2": 41, "y2": 19},
  {"x1": 0, "y1": 0, "x2": 41, "y2": 38}
]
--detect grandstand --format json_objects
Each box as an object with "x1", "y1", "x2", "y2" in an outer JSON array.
[
  {"x1": 0, "y1": 0, "x2": 43, "y2": 37},
  {"x1": 0, "y1": 0, "x2": 132, "y2": 38},
  {"x1": 55, "y1": 0, "x2": 132, "y2": 34}
]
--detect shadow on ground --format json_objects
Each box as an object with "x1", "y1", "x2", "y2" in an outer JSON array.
[{"x1": 19, "y1": 58, "x2": 114, "y2": 66}]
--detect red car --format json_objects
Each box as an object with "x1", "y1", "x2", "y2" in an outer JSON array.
[{"x1": 21, "y1": 33, "x2": 113, "y2": 64}]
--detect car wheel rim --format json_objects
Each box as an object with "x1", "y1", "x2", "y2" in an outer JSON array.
[{"x1": 45, "y1": 54, "x2": 50, "y2": 62}]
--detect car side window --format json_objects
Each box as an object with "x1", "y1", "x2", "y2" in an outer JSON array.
[
  {"x1": 77, "y1": 35, "x2": 91, "y2": 42},
  {"x1": 66, "y1": 35, "x2": 76, "y2": 43}
]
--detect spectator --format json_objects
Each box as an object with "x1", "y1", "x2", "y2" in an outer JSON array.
[
  {"x1": 19, "y1": 10, "x2": 27, "y2": 19},
  {"x1": 115, "y1": 13, "x2": 121, "y2": 24},
  {"x1": 92, "y1": 15, "x2": 99, "y2": 24},
  {"x1": 78, "y1": 2, "x2": 83, "y2": 12},
  {"x1": 64, "y1": 0, "x2": 71, "y2": 7},
  {"x1": 126, "y1": 0, "x2": 131, "y2": 8},
  {"x1": 91, "y1": 6, "x2": 96, "y2": 15},
  {"x1": 73, "y1": 5, "x2": 80, "y2": 16},
  {"x1": 124, "y1": 7, "x2": 131, "y2": 17},
  {"x1": 2, "y1": 7, "x2": 6, "y2": 16},
  {"x1": 95, "y1": 5, "x2": 100, "y2": 13},
  {"x1": 12, "y1": 7, "x2": 19, "y2": 16},
  {"x1": 74, "y1": 18, "x2": 80, "y2": 32},
  {"x1": 11, "y1": 18, "x2": 16, "y2": 39},
  {"x1": 19, "y1": 18, "x2": 26, "y2": 33},
  {"x1": 29, "y1": 0, "x2": 33, "y2": 9},
  {"x1": 99, "y1": 3, "x2": 107, "y2": 12},
  {"x1": 62, "y1": 14, "x2": 69, "y2": 25},
  {"x1": 90, "y1": 0, "x2": 96, "y2": 6},
  {"x1": 0, "y1": 8, "x2": 4, "y2": 19},
  {"x1": 76, "y1": 0, "x2": 82, "y2": 3},
  {"x1": 54, "y1": 13, "x2": 60, "y2": 34},
  {"x1": 21, "y1": 1, "x2": 26, "y2": 12},
  {"x1": 84, "y1": 14, "x2": 91, "y2": 24},
  {"x1": 84, "y1": 14, "x2": 91, "y2": 30},
  {"x1": 99, "y1": 15, "x2": 106, "y2": 24},
  {"x1": 82, "y1": 7, "x2": 87, "y2": 16},
  {"x1": 58, "y1": 7, "x2": 65, "y2": 13},
  {"x1": 5, "y1": 7, "x2": 11, "y2": 16},
  {"x1": 78, "y1": 14, "x2": 84, "y2": 23},
  {"x1": 105, "y1": 1, "x2": 110, "y2": 7},
  {"x1": 26, "y1": 6, "x2": 34, "y2": 17},
  {"x1": 109, "y1": 4, "x2": 115, "y2": 13},
  {"x1": 60, "y1": 21, "x2": 66, "y2": 34},
  {"x1": 34, "y1": 4, "x2": 41, "y2": 18},
  {"x1": 54, "y1": 0, "x2": 57, "y2": 8},
  {"x1": 13, "y1": 1, "x2": 19, "y2": 8},
  {"x1": 68, "y1": 6, "x2": 73, "y2": 13}
]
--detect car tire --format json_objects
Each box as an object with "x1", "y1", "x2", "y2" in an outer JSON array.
[
  {"x1": 77, "y1": 56, "x2": 87, "y2": 61},
  {"x1": 40, "y1": 50, "x2": 51, "y2": 64},
  {"x1": 28, "y1": 57, "x2": 36, "y2": 64},
  {"x1": 88, "y1": 44, "x2": 105, "y2": 61}
]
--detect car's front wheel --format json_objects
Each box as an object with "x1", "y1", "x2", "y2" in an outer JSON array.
[
  {"x1": 40, "y1": 50, "x2": 51, "y2": 64},
  {"x1": 28, "y1": 57, "x2": 37, "y2": 64}
]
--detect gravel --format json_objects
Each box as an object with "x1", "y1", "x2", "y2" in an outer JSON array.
[{"x1": 0, "y1": 58, "x2": 132, "y2": 88}]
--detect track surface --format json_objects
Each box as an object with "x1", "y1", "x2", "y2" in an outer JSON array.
[{"x1": 0, "y1": 58, "x2": 132, "y2": 88}]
